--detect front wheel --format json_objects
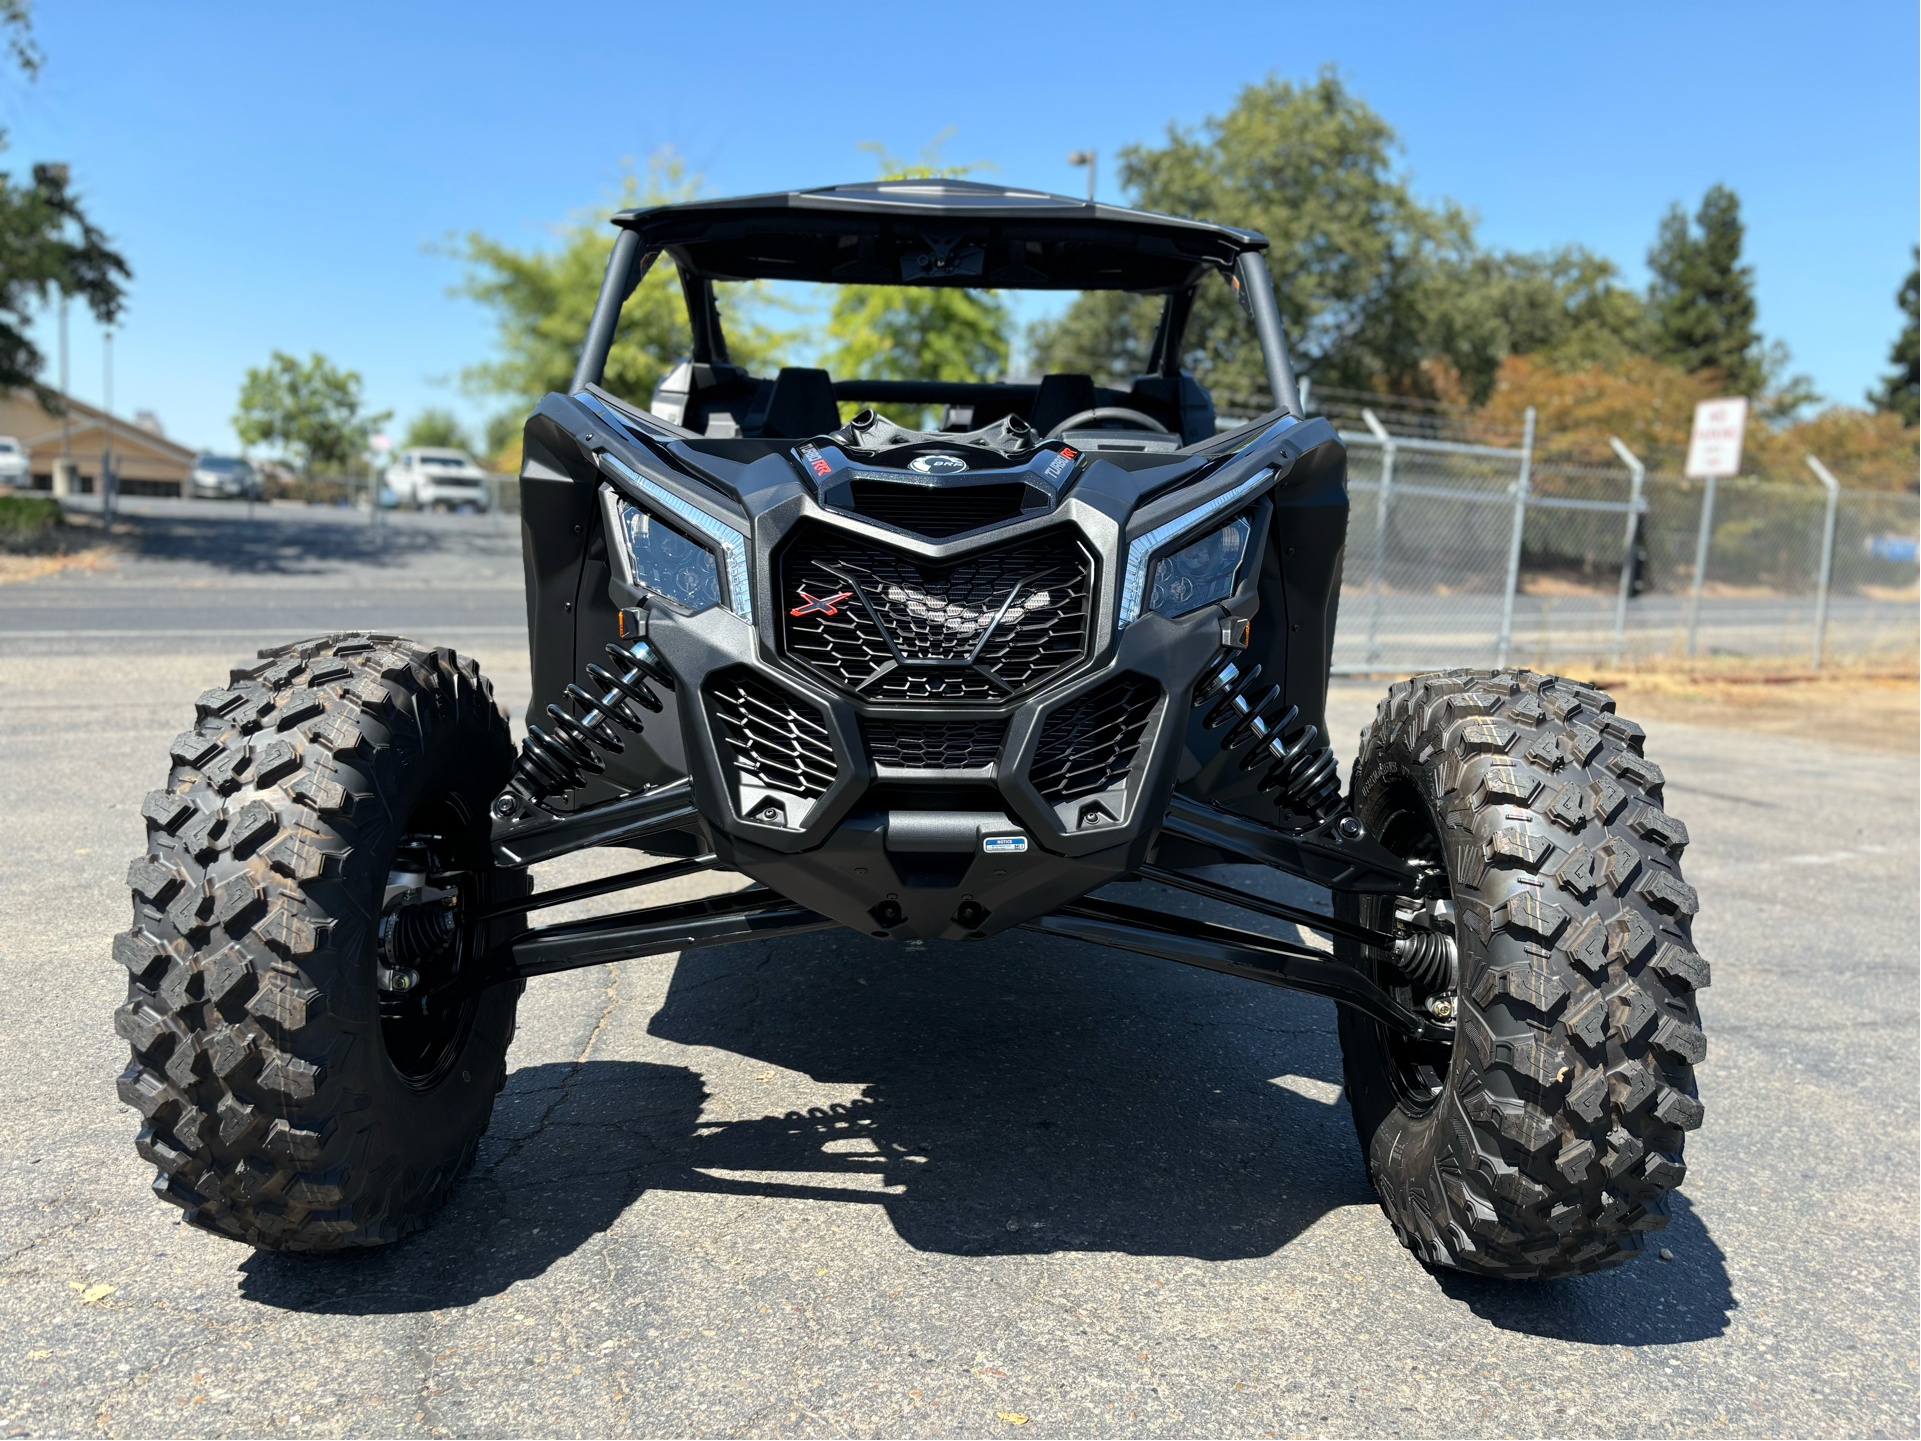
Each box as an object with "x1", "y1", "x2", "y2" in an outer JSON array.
[
  {"x1": 1335, "y1": 669, "x2": 1708, "y2": 1279},
  {"x1": 116, "y1": 633, "x2": 528, "y2": 1250}
]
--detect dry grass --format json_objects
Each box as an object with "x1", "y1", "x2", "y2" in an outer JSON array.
[
  {"x1": 0, "y1": 547, "x2": 121, "y2": 584},
  {"x1": 1584, "y1": 665, "x2": 1918, "y2": 755}
]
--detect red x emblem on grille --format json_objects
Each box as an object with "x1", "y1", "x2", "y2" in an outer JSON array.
[{"x1": 789, "y1": 588, "x2": 853, "y2": 617}]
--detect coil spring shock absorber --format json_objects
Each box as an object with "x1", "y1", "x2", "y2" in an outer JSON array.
[
  {"x1": 1192, "y1": 653, "x2": 1345, "y2": 823},
  {"x1": 493, "y1": 641, "x2": 675, "y2": 817}
]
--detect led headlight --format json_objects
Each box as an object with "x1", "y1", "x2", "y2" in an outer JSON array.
[
  {"x1": 1117, "y1": 468, "x2": 1273, "y2": 628},
  {"x1": 599, "y1": 453, "x2": 753, "y2": 622},
  {"x1": 616, "y1": 500, "x2": 722, "y2": 613},
  {"x1": 1147, "y1": 517, "x2": 1249, "y2": 618}
]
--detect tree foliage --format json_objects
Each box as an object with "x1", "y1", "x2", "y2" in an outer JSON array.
[
  {"x1": 1871, "y1": 248, "x2": 1918, "y2": 427},
  {"x1": 1419, "y1": 246, "x2": 1648, "y2": 404},
  {"x1": 1033, "y1": 69, "x2": 1460, "y2": 402},
  {"x1": 0, "y1": 0, "x2": 40, "y2": 79},
  {"x1": 401, "y1": 407, "x2": 472, "y2": 452},
  {"x1": 233, "y1": 352, "x2": 389, "y2": 476},
  {"x1": 1646, "y1": 184, "x2": 1763, "y2": 396},
  {"x1": 0, "y1": 157, "x2": 130, "y2": 395},
  {"x1": 1030, "y1": 69, "x2": 1651, "y2": 407},
  {"x1": 453, "y1": 153, "x2": 784, "y2": 419},
  {"x1": 823, "y1": 139, "x2": 1010, "y2": 425},
  {"x1": 0, "y1": 3, "x2": 130, "y2": 396},
  {"x1": 1028, "y1": 75, "x2": 1835, "y2": 427}
]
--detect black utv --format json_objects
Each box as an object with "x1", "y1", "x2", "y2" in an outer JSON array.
[{"x1": 116, "y1": 180, "x2": 1706, "y2": 1277}]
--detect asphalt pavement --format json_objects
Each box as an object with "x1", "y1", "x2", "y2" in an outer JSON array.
[{"x1": 0, "y1": 499, "x2": 1914, "y2": 1438}]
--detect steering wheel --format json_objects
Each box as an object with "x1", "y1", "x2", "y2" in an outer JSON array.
[{"x1": 1045, "y1": 406, "x2": 1169, "y2": 439}]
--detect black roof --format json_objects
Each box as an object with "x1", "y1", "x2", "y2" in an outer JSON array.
[{"x1": 611, "y1": 179, "x2": 1267, "y2": 293}]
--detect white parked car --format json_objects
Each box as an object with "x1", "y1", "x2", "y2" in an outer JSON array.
[
  {"x1": 188, "y1": 455, "x2": 262, "y2": 500},
  {"x1": 0, "y1": 435, "x2": 29, "y2": 485},
  {"x1": 386, "y1": 448, "x2": 491, "y2": 510}
]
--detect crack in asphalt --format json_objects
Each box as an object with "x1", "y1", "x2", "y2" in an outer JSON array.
[{"x1": 484, "y1": 964, "x2": 624, "y2": 1181}]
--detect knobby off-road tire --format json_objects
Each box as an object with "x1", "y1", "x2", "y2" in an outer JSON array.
[
  {"x1": 1335, "y1": 669, "x2": 1708, "y2": 1279},
  {"x1": 116, "y1": 633, "x2": 528, "y2": 1250}
]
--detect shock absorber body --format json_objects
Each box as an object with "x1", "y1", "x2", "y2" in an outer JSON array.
[
  {"x1": 1191, "y1": 654, "x2": 1344, "y2": 824},
  {"x1": 495, "y1": 641, "x2": 675, "y2": 817}
]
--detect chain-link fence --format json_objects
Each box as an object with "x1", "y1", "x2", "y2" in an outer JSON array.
[{"x1": 1322, "y1": 418, "x2": 1918, "y2": 673}]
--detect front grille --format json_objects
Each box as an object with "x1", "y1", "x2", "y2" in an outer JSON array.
[
  {"x1": 1029, "y1": 675, "x2": 1160, "y2": 802},
  {"x1": 706, "y1": 669, "x2": 837, "y2": 801},
  {"x1": 845, "y1": 480, "x2": 1030, "y2": 538},
  {"x1": 862, "y1": 717, "x2": 1007, "y2": 770},
  {"x1": 778, "y1": 527, "x2": 1091, "y2": 704}
]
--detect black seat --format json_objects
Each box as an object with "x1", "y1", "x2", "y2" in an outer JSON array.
[
  {"x1": 757, "y1": 367, "x2": 842, "y2": 439},
  {"x1": 1027, "y1": 373, "x2": 1098, "y2": 436}
]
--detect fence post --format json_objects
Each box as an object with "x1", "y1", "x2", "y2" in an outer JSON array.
[
  {"x1": 1361, "y1": 408, "x2": 1395, "y2": 667},
  {"x1": 1607, "y1": 436, "x2": 1646, "y2": 667},
  {"x1": 1805, "y1": 454, "x2": 1843, "y2": 671},
  {"x1": 1494, "y1": 407, "x2": 1535, "y2": 669},
  {"x1": 1684, "y1": 474, "x2": 1719, "y2": 659}
]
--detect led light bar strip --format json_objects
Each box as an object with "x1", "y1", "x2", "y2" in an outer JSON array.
[
  {"x1": 598, "y1": 452, "x2": 754, "y2": 624},
  {"x1": 1117, "y1": 469, "x2": 1276, "y2": 630}
]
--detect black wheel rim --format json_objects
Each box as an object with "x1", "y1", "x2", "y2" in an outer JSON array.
[
  {"x1": 1361, "y1": 776, "x2": 1457, "y2": 1117},
  {"x1": 378, "y1": 790, "x2": 486, "y2": 1089}
]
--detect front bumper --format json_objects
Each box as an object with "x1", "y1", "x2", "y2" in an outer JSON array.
[
  {"x1": 624, "y1": 507, "x2": 1254, "y2": 942},
  {"x1": 418, "y1": 483, "x2": 488, "y2": 508}
]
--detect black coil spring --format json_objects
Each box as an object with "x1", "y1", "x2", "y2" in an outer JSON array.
[
  {"x1": 504, "y1": 641, "x2": 675, "y2": 811},
  {"x1": 1192, "y1": 654, "x2": 1345, "y2": 822}
]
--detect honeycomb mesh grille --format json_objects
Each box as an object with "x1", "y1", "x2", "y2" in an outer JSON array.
[
  {"x1": 862, "y1": 717, "x2": 1008, "y2": 770},
  {"x1": 1029, "y1": 675, "x2": 1160, "y2": 803},
  {"x1": 778, "y1": 527, "x2": 1091, "y2": 704},
  {"x1": 706, "y1": 669, "x2": 837, "y2": 801}
]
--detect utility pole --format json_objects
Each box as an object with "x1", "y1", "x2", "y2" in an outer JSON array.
[
  {"x1": 57, "y1": 296, "x2": 71, "y2": 495},
  {"x1": 1067, "y1": 149, "x2": 1097, "y2": 203},
  {"x1": 101, "y1": 330, "x2": 116, "y2": 526}
]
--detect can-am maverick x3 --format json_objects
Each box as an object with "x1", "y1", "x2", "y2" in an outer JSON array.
[{"x1": 116, "y1": 180, "x2": 1706, "y2": 1276}]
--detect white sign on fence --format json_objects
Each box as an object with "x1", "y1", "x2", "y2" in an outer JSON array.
[{"x1": 1685, "y1": 397, "x2": 1749, "y2": 479}]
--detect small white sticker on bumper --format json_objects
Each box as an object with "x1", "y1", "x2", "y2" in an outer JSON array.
[{"x1": 982, "y1": 835, "x2": 1028, "y2": 854}]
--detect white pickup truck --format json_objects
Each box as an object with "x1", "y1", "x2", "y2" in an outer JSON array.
[{"x1": 385, "y1": 447, "x2": 491, "y2": 510}]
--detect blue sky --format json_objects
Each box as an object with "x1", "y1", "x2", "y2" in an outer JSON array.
[{"x1": 9, "y1": 1, "x2": 1917, "y2": 453}]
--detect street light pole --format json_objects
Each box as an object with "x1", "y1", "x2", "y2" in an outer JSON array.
[
  {"x1": 1066, "y1": 149, "x2": 1096, "y2": 203},
  {"x1": 102, "y1": 330, "x2": 115, "y2": 527},
  {"x1": 57, "y1": 295, "x2": 70, "y2": 493}
]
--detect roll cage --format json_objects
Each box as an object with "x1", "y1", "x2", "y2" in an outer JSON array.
[{"x1": 570, "y1": 179, "x2": 1304, "y2": 445}]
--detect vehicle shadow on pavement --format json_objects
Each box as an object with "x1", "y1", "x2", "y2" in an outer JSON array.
[
  {"x1": 235, "y1": 928, "x2": 1736, "y2": 1343},
  {"x1": 1432, "y1": 1192, "x2": 1734, "y2": 1343},
  {"x1": 236, "y1": 927, "x2": 1374, "y2": 1313},
  {"x1": 115, "y1": 506, "x2": 473, "y2": 576}
]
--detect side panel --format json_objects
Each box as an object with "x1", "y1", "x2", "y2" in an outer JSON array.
[
  {"x1": 1181, "y1": 437, "x2": 1348, "y2": 821},
  {"x1": 517, "y1": 412, "x2": 598, "y2": 761}
]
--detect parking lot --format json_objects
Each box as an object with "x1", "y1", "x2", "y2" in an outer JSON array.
[{"x1": 0, "y1": 500, "x2": 1915, "y2": 1438}]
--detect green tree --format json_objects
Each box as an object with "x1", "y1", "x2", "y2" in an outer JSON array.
[
  {"x1": 823, "y1": 139, "x2": 1011, "y2": 425},
  {"x1": 401, "y1": 407, "x2": 473, "y2": 451},
  {"x1": 234, "y1": 352, "x2": 389, "y2": 476},
  {"x1": 1646, "y1": 184, "x2": 1763, "y2": 395},
  {"x1": 453, "y1": 152, "x2": 784, "y2": 414},
  {"x1": 1871, "y1": 247, "x2": 1918, "y2": 426},
  {"x1": 0, "y1": 0, "x2": 41, "y2": 78},
  {"x1": 1035, "y1": 69, "x2": 1462, "y2": 403},
  {"x1": 1419, "y1": 245, "x2": 1650, "y2": 404},
  {"x1": 0, "y1": 2, "x2": 130, "y2": 397},
  {"x1": 0, "y1": 159, "x2": 130, "y2": 395}
]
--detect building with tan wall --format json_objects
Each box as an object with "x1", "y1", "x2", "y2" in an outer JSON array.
[{"x1": 0, "y1": 388, "x2": 197, "y2": 496}]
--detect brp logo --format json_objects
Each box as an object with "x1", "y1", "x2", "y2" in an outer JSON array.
[
  {"x1": 908, "y1": 453, "x2": 968, "y2": 475},
  {"x1": 789, "y1": 588, "x2": 853, "y2": 618}
]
